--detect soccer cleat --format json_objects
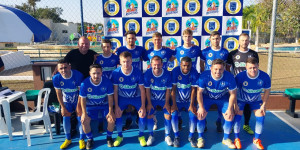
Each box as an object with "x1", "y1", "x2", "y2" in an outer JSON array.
[
  {"x1": 222, "y1": 138, "x2": 236, "y2": 149},
  {"x1": 113, "y1": 136, "x2": 123, "y2": 147},
  {"x1": 138, "y1": 136, "x2": 147, "y2": 147},
  {"x1": 173, "y1": 137, "x2": 180, "y2": 147},
  {"x1": 79, "y1": 139, "x2": 86, "y2": 150},
  {"x1": 86, "y1": 139, "x2": 94, "y2": 150},
  {"x1": 216, "y1": 121, "x2": 223, "y2": 133},
  {"x1": 123, "y1": 119, "x2": 133, "y2": 131},
  {"x1": 165, "y1": 136, "x2": 173, "y2": 146},
  {"x1": 60, "y1": 139, "x2": 72, "y2": 149},
  {"x1": 147, "y1": 135, "x2": 155, "y2": 146},
  {"x1": 197, "y1": 137, "x2": 205, "y2": 148},
  {"x1": 107, "y1": 137, "x2": 114, "y2": 147},
  {"x1": 243, "y1": 125, "x2": 254, "y2": 134},
  {"x1": 188, "y1": 137, "x2": 197, "y2": 148},
  {"x1": 253, "y1": 138, "x2": 264, "y2": 150},
  {"x1": 234, "y1": 138, "x2": 242, "y2": 149}
]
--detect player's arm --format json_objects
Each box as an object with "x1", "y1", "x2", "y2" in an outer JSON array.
[
  {"x1": 139, "y1": 85, "x2": 146, "y2": 118},
  {"x1": 189, "y1": 87, "x2": 197, "y2": 114},
  {"x1": 55, "y1": 89, "x2": 71, "y2": 116},
  {"x1": 113, "y1": 85, "x2": 122, "y2": 118},
  {"x1": 226, "y1": 89, "x2": 237, "y2": 120},
  {"x1": 260, "y1": 88, "x2": 270, "y2": 115},
  {"x1": 170, "y1": 85, "x2": 178, "y2": 113},
  {"x1": 145, "y1": 88, "x2": 153, "y2": 114},
  {"x1": 80, "y1": 97, "x2": 90, "y2": 124},
  {"x1": 196, "y1": 87, "x2": 207, "y2": 119},
  {"x1": 200, "y1": 60, "x2": 205, "y2": 72},
  {"x1": 107, "y1": 94, "x2": 115, "y2": 121},
  {"x1": 163, "y1": 89, "x2": 171, "y2": 113}
]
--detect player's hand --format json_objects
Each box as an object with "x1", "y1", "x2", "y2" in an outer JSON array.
[
  {"x1": 163, "y1": 104, "x2": 171, "y2": 114},
  {"x1": 188, "y1": 105, "x2": 197, "y2": 115},
  {"x1": 197, "y1": 107, "x2": 207, "y2": 120},
  {"x1": 112, "y1": 47, "x2": 118, "y2": 54},
  {"x1": 61, "y1": 107, "x2": 71, "y2": 117},
  {"x1": 147, "y1": 104, "x2": 154, "y2": 115},
  {"x1": 171, "y1": 104, "x2": 178, "y2": 113},
  {"x1": 259, "y1": 104, "x2": 266, "y2": 116},
  {"x1": 81, "y1": 114, "x2": 90, "y2": 124},
  {"x1": 106, "y1": 111, "x2": 116, "y2": 122},
  {"x1": 114, "y1": 106, "x2": 122, "y2": 118},
  {"x1": 139, "y1": 106, "x2": 146, "y2": 118},
  {"x1": 224, "y1": 108, "x2": 234, "y2": 121}
]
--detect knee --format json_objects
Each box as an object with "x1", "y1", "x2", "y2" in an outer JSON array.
[
  {"x1": 164, "y1": 114, "x2": 171, "y2": 120},
  {"x1": 107, "y1": 118, "x2": 115, "y2": 124}
]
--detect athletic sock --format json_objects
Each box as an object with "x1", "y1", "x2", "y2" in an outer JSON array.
[
  {"x1": 116, "y1": 118, "x2": 123, "y2": 137},
  {"x1": 165, "y1": 118, "x2": 171, "y2": 137},
  {"x1": 255, "y1": 116, "x2": 265, "y2": 139},
  {"x1": 86, "y1": 131, "x2": 93, "y2": 140},
  {"x1": 138, "y1": 117, "x2": 146, "y2": 137},
  {"x1": 223, "y1": 120, "x2": 233, "y2": 140},
  {"x1": 233, "y1": 115, "x2": 242, "y2": 139},
  {"x1": 197, "y1": 119, "x2": 205, "y2": 138},
  {"x1": 171, "y1": 111, "x2": 179, "y2": 138},
  {"x1": 63, "y1": 116, "x2": 71, "y2": 140},
  {"x1": 77, "y1": 116, "x2": 85, "y2": 140},
  {"x1": 189, "y1": 111, "x2": 197, "y2": 138},
  {"x1": 147, "y1": 118, "x2": 154, "y2": 136},
  {"x1": 107, "y1": 130, "x2": 113, "y2": 138}
]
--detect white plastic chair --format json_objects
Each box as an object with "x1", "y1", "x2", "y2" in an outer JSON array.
[{"x1": 20, "y1": 88, "x2": 53, "y2": 146}]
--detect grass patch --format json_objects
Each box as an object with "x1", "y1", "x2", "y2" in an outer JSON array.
[{"x1": 1, "y1": 80, "x2": 34, "y2": 92}]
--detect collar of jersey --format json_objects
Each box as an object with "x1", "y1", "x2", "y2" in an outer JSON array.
[
  {"x1": 62, "y1": 70, "x2": 73, "y2": 80},
  {"x1": 152, "y1": 69, "x2": 164, "y2": 77},
  {"x1": 247, "y1": 70, "x2": 260, "y2": 79},
  {"x1": 180, "y1": 67, "x2": 191, "y2": 75},
  {"x1": 211, "y1": 72, "x2": 224, "y2": 81},
  {"x1": 121, "y1": 66, "x2": 133, "y2": 76},
  {"x1": 211, "y1": 47, "x2": 221, "y2": 51},
  {"x1": 154, "y1": 48, "x2": 162, "y2": 51},
  {"x1": 89, "y1": 76, "x2": 102, "y2": 86},
  {"x1": 126, "y1": 45, "x2": 136, "y2": 50},
  {"x1": 183, "y1": 45, "x2": 192, "y2": 49},
  {"x1": 238, "y1": 49, "x2": 249, "y2": 53},
  {"x1": 102, "y1": 53, "x2": 112, "y2": 58}
]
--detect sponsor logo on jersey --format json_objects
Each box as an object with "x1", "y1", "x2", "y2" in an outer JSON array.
[
  {"x1": 60, "y1": 81, "x2": 64, "y2": 86},
  {"x1": 235, "y1": 55, "x2": 240, "y2": 60},
  {"x1": 161, "y1": 79, "x2": 166, "y2": 83},
  {"x1": 101, "y1": 87, "x2": 106, "y2": 92},
  {"x1": 207, "y1": 59, "x2": 212, "y2": 65},
  {"x1": 72, "y1": 81, "x2": 76, "y2": 85},
  {"x1": 144, "y1": 0, "x2": 160, "y2": 16},
  {"x1": 88, "y1": 87, "x2": 93, "y2": 92},
  {"x1": 226, "y1": 18, "x2": 239, "y2": 34},
  {"x1": 208, "y1": 81, "x2": 212, "y2": 86},
  {"x1": 178, "y1": 75, "x2": 182, "y2": 80},
  {"x1": 104, "y1": 0, "x2": 120, "y2": 16},
  {"x1": 257, "y1": 80, "x2": 263, "y2": 86},
  {"x1": 125, "y1": 19, "x2": 140, "y2": 34},
  {"x1": 125, "y1": 0, "x2": 138, "y2": 16},
  {"x1": 161, "y1": 50, "x2": 166, "y2": 55},
  {"x1": 220, "y1": 81, "x2": 225, "y2": 87},
  {"x1": 184, "y1": 0, "x2": 200, "y2": 15},
  {"x1": 107, "y1": 19, "x2": 120, "y2": 35},
  {"x1": 243, "y1": 81, "x2": 248, "y2": 86},
  {"x1": 164, "y1": 19, "x2": 180, "y2": 35},
  {"x1": 206, "y1": 0, "x2": 219, "y2": 14},
  {"x1": 225, "y1": 0, "x2": 242, "y2": 14},
  {"x1": 119, "y1": 77, "x2": 124, "y2": 82},
  {"x1": 100, "y1": 60, "x2": 104, "y2": 64},
  {"x1": 180, "y1": 50, "x2": 185, "y2": 55},
  {"x1": 131, "y1": 76, "x2": 136, "y2": 82},
  {"x1": 204, "y1": 18, "x2": 220, "y2": 33},
  {"x1": 146, "y1": 19, "x2": 159, "y2": 35},
  {"x1": 208, "y1": 53, "x2": 213, "y2": 57},
  {"x1": 150, "y1": 52, "x2": 154, "y2": 56}
]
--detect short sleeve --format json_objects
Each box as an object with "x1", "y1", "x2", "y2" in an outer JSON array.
[
  {"x1": 76, "y1": 71, "x2": 84, "y2": 87},
  {"x1": 227, "y1": 51, "x2": 233, "y2": 65},
  {"x1": 166, "y1": 72, "x2": 173, "y2": 89},
  {"x1": 197, "y1": 73, "x2": 205, "y2": 88},
  {"x1": 227, "y1": 74, "x2": 237, "y2": 91},
  {"x1": 138, "y1": 71, "x2": 144, "y2": 85},
  {"x1": 200, "y1": 49, "x2": 206, "y2": 60},
  {"x1": 79, "y1": 82, "x2": 87, "y2": 98},
  {"x1": 171, "y1": 69, "x2": 178, "y2": 85},
  {"x1": 52, "y1": 75, "x2": 61, "y2": 89},
  {"x1": 106, "y1": 80, "x2": 114, "y2": 95},
  {"x1": 111, "y1": 71, "x2": 119, "y2": 85},
  {"x1": 95, "y1": 56, "x2": 101, "y2": 64},
  {"x1": 143, "y1": 71, "x2": 151, "y2": 88},
  {"x1": 191, "y1": 71, "x2": 200, "y2": 87},
  {"x1": 263, "y1": 73, "x2": 271, "y2": 89}
]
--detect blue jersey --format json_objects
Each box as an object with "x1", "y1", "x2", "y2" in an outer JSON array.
[
  {"x1": 200, "y1": 47, "x2": 229, "y2": 70},
  {"x1": 144, "y1": 69, "x2": 172, "y2": 101},
  {"x1": 143, "y1": 47, "x2": 175, "y2": 69},
  {"x1": 79, "y1": 77, "x2": 114, "y2": 106},
  {"x1": 235, "y1": 70, "x2": 271, "y2": 102},
  {"x1": 112, "y1": 66, "x2": 144, "y2": 98},
  {"x1": 197, "y1": 70, "x2": 236, "y2": 100},
  {"x1": 172, "y1": 66, "x2": 199, "y2": 103},
  {"x1": 174, "y1": 46, "x2": 202, "y2": 68},
  {"x1": 116, "y1": 46, "x2": 146, "y2": 71},
  {"x1": 53, "y1": 70, "x2": 84, "y2": 103},
  {"x1": 95, "y1": 54, "x2": 119, "y2": 80}
]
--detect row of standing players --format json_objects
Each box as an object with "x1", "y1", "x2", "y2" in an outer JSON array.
[{"x1": 53, "y1": 29, "x2": 270, "y2": 150}]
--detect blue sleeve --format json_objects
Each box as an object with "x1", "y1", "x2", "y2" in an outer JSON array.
[
  {"x1": 138, "y1": 70, "x2": 144, "y2": 85},
  {"x1": 95, "y1": 56, "x2": 100, "y2": 64},
  {"x1": 192, "y1": 71, "x2": 200, "y2": 87},
  {"x1": 166, "y1": 71, "x2": 173, "y2": 89},
  {"x1": 171, "y1": 69, "x2": 177, "y2": 85},
  {"x1": 228, "y1": 74, "x2": 237, "y2": 91},
  {"x1": 75, "y1": 71, "x2": 84, "y2": 87},
  {"x1": 234, "y1": 73, "x2": 242, "y2": 88},
  {"x1": 79, "y1": 82, "x2": 87, "y2": 98},
  {"x1": 200, "y1": 49, "x2": 206, "y2": 60},
  {"x1": 143, "y1": 71, "x2": 151, "y2": 88},
  {"x1": 52, "y1": 75, "x2": 60, "y2": 89},
  {"x1": 106, "y1": 80, "x2": 114, "y2": 95},
  {"x1": 111, "y1": 71, "x2": 119, "y2": 85},
  {"x1": 263, "y1": 73, "x2": 271, "y2": 89}
]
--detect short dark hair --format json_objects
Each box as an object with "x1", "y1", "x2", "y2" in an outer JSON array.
[
  {"x1": 239, "y1": 33, "x2": 250, "y2": 38},
  {"x1": 57, "y1": 59, "x2": 68, "y2": 65},
  {"x1": 89, "y1": 64, "x2": 102, "y2": 71},
  {"x1": 212, "y1": 59, "x2": 225, "y2": 66},
  {"x1": 246, "y1": 57, "x2": 259, "y2": 65},
  {"x1": 181, "y1": 56, "x2": 192, "y2": 63},
  {"x1": 101, "y1": 39, "x2": 111, "y2": 46},
  {"x1": 124, "y1": 30, "x2": 136, "y2": 37},
  {"x1": 119, "y1": 51, "x2": 132, "y2": 59},
  {"x1": 151, "y1": 55, "x2": 163, "y2": 64},
  {"x1": 210, "y1": 31, "x2": 221, "y2": 37}
]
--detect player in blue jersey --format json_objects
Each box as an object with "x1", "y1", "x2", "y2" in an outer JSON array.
[
  {"x1": 80, "y1": 64, "x2": 115, "y2": 149},
  {"x1": 95, "y1": 39, "x2": 119, "y2": 80},
  {"x1": 200, "y1": 31, "x2": 230, "y2": 132},
  {"x1": 144, "y1": 56, "x2": 173, "y2": 146},
  {"x1": 143, "y1": 32, "x2": 175, "y2": 69},
  {"x1": 53, "y1": 59, "x2": 85, "y2": 149},
  {"x1": 171, "y1": 56, "x2": 199, "y2": 147},
  {"x1": 196, "y1": 59, "x2": 237, "y2": 149},
  {"x1": 112, "y1": 51, "x2": 147, "y2": 147},
  {"x1": 233, "y1": 57, "x2": 271, "y2": 150},
  {"x1": 174, "y1": 29, "x2": 202, "y2": 69}
]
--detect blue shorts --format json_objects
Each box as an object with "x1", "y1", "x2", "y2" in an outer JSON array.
[
  {"x1": 119, "y1": 96, "x2": 142, "y2": 111},
  {"x1": 204, "y1": 99, "x2": 229, "y2": 114},
  {"x1": 237, "y1": 100, "x2": 262, "y2": 111},
  {"x1": 177, "y1": 101, "x2": 190, "y2": 111},
  {"x1": 148, "y1": 100, "x2": 170, "y2": 115},
  {"x1": 86, "y1": 105, "x2": 109, "y2": 120},
  {"x1": 64, "y1": 102, "x2": 78, "y2": 113}
]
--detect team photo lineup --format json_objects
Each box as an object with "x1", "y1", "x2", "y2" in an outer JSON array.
[{"x1": 53, "y1": 29, "x2": 271, "y2": 150}]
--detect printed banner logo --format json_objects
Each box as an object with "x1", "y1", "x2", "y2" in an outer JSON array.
[
  {"x1": 164, "y1": 19, "x2": 180, "y2": 35},
  {"x1": 166, "y1": 38, "x2": 178, "y2": 49},
  {"x1": 145, "y1": 38, "x2": 154, "y2": 50},
  {"x1": 184, "y1": 0, "x2": 200, "y2": 15},
  {"x1": 225, "y1": 0, "x2": 241, "y2": 14},
  {"x1": 205, "y1": 38, "x2": 211, "y2": 47},
  {"x1": 107, "y1": 19, "x2": 120, "y2": 35},
  {"x1": 204, "y1": 18, "x2": 220, "y2": 33},
  {"x1": 224, "y1": 37, "x2": 239, "y2": 51},
  {"x1": 104, "y1": 0, "x2": 120, "y2": 16},
  {"x1": 126, "y1": 0, "x2": 138, "y2": 15},
  {"x1": 206, "y1": 0, "x2": 219, "y2": 14},
  {"x1": 166, "y1": 0, "x2": 179, "y2": 15},
  {"x1": 110, "y1": 38, "x2": 122, "y2": 50},
  {"x1": 125, "y1": 19, "x2": 140, "y2": 34},
  {"x1": 144, "y1": 0, "x2": 160, "y2": 15},
  {"x1": 186, "y1": 18, "x2": 199, "y2": 33},
  {"x1": 146, "y1": 19, "x2": 159, "y2": 35},
  {"x1": 226, "y1": 18, "x2": 239, "y2": 34},
  {"x1": 191, "y1": 38, "x2": 199, "y2": 46}
]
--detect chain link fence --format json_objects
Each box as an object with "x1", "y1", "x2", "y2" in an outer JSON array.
[{"x1": 0, "y1": 0, "x2": 299, "y2": 92}]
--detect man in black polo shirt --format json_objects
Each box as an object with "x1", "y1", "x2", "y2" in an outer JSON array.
[{"x1": 227, "y1": 33, "x2": 259, "y2": 135}]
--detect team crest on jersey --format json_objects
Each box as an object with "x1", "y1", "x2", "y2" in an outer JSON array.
[
  {"x1": 125, "y1": 19, "x2": 140, "y2": 34},
  {"x1": 144, "y1": 0, "x2": 160, "y2": 16},
  {"x1": 101, "y1": 87, "x2": 106, "y2": 92},
  {"x1": 235, "y1": 55, "x2": 240, "y2": 60},
  {"x1": 88, "y1": 88, "x2": 93, "y2": 92},
  {"x1": 119, "y1": 77, "x2": 124, "y2": 82},
  {"x1": 166, "y1": 38, "x2": 178, "y2": 50},
  {"x1": 161, "y1": 50, "x2": 166, "y2": 55},
  {"x1": 164, "y1": 19, "x2": 180, "y2": 35},
  {"x1": 166, "y1": 0, "x2": 179, "y2": 15},
  {"x1": 207, "y1": 59, "x2": 212, "y2": 65},
  {"x1": 220, "y1": 52, "x2": 224, "y2": 57},
  {"x1": 208, "y1": 53, "x2": 213, "y2": 57},
  {"x1": 107, "y1": 19, "x2": 120, "y2": 35},
  {"x1": 225, "y1": 0, "x2": 242, "y2": 15},
  {"x1": 186, "y1": 18, "x2": 199, "y2": 33},
  {"x1": 151, "y1": 78, "x2": 154, "y2": 83},
  {"x1": 204, "y1": 18, "x2": 220, "y2": 33},
  {"x1": 226, "y1": 18, "x2": 239, "y2": 34},
  {"x1": 72, "y1": 81, "x2": 76, "y2": 85},
  {"x1": 220, "y1": 81, "x2": 225, "y2": 87},
  {"x1": 184, "y1": 0, "x2": 200, "y2": 15},
  {"x1": 206, "y1": 0, "x2": 219, "y2": 15},
  {"x1": 180, "y1": 50, "x2": 185, "y2": 55},
  {"x1": 125, "y1": 0, "x2": 138, "y2": 15},
  {"x1": 111, "y1": 59, "x2": 116, "y2": 64},
  {"x1": 257, "y1": 80, "x2": 263, "y2": 86},
  {"x1": 208, "y1": 81, "x2": 212, "y2": 86},
  {"x1": 150, "y1": 52, "x2": 154, "y2": 56},
  {"x1": 104, "y1": 0, "x2": 120, "y2": 16},
  {"x1": 161, "y1": 79, "x2": 166, "y2": 83},
  {"x1": 131, "y1": 76, "x2": 136, "y2": 82},
  {"x1": 191, "y1": 49, "x2": 195, "y2": 54},
  {"x1": 135, "y1": 50, "x2": 140, "y2": 55},
  {"x1": 100, "y1": 60, "x2": 104, "y2": 64},
  {"x1": 146, "y1": 19, "x2": 158, "y2": 35},
  {"x1": 243, "y1": 81, "x2": 248, "y2": 86},
  {"x1": 60, "y1": 81, "x2": 64, "y2": 86},
  {"x1": 178, "y1": 75, "x2": 182, "y2": 80}
]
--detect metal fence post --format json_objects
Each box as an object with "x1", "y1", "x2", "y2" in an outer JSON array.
[{"x1": 80, "y1": 0, "x2": 84, "y2": 36}]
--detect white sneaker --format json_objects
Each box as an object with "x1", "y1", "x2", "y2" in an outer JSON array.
[
  {"x1": 153, "y1": 115, "x2": 158, "y2": 130},
  {"x1": 222, "y1": 138, "x2": 236, "y2": 149},
  {"x1": 147, "y1": 135, "x2": 155, "y2": 146},
  {"x1": 165, "y1": 136, "x2": 173, "y2": 146},
  {"x1": 197, "y1": 137, "x2": 205, "y2": 148}
]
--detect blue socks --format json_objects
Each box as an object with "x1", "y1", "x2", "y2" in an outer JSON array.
[
  {"x1": 107, "y1": 131, "x2": 113, "y2": 138},
  {"x1": 223, "y1": 120, "x2": 233, "y2": 140},
  {"x1": 86, "y1": 131, "x2": 93, "y2": 139},
  {"x1": 116, "y1": 118, "x2": 123, "y2": 137},
  {"x1": 138, "y1": 117, "x2": 146, "y2": 137},
  {"x1": 189, "y1": 111, "x2": 197, "y2": 138},
  {"x1": 171, "y1": 111, "x2": 179, "y2": 138},
  {"x1": 63, "y1": 116, "x2": 71, "y2": 140},
  {"x1": 165, "y1": 118, "x2": 171, "y2": 137},
  {"x1": 197, "y1": 119, "x2": 205, "y2": 138},
  {"x1": 147, "y1": 118, "x2": 154, "y2": 136},
  {"x1": 255, "y1": 116, "x2": 265, "y2": 139},
  {"x1": 77, "y1": 117, "x2": 85, "y2": 140}
]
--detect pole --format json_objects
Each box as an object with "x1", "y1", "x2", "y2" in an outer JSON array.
[
  {"x1": 80, "y1": 0, "x2": 84, "y2": 36},
  {"x1": 267, "y1": 0, "x2": 278, "y2": 79}
]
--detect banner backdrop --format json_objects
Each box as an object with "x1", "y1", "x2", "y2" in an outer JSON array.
[{"x1": 102, "y1": 0, "x2": 243, "y2": 51}]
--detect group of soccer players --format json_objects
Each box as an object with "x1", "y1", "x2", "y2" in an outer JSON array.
[{"x1": 52, "y1": 29, "x2": 271, "y2": 150}]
